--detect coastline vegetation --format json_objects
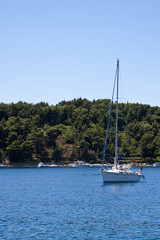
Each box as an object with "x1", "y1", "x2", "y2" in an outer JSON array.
[{"x1": 0, "y1": 98, "x2": 160, "y2": 165}]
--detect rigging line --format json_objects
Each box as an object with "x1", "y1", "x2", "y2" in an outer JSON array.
[
  {"x1": 102, "y1": 67, "x2": 117, "y2": 166},
  {"x1": 119, "y1": 67, "x2": 125, "y2": 102}
]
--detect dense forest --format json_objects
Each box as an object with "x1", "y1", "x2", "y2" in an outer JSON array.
[{"x1": 0, "y1": 98, "x2": 160, "y2": 165}]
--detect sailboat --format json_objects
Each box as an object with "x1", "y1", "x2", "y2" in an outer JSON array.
[{"x1": 101, "y1": 59, "x2": 144, "y2": 182}]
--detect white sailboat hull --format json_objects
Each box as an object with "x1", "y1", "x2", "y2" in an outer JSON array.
[
  {"x1": 101, "y1": 60, "x2": 145, "y2": 182},
  {"x1": 102, "y1": 170, "x2": 143, "y2": 182}
]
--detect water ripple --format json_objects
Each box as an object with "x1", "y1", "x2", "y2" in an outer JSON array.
[{"x1": 0, "y1": 167, "x2": 160, "y2": 239}]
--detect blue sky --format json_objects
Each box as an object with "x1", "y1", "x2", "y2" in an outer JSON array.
[{"x1": 0, "y1": 0, "x2": 160, "y2": 106}]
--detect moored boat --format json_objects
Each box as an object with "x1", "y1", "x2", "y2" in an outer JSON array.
[
  {"x1": 153, "y1": 162, "x2": 160, "y2": 167},
  {"x1": 0, "y1": 164, "x2": 7, "y2": 168},
  {"x1": 73, "y1": 161, "x2": 90, "y2": 167},
  {"x1": 37, "y1": 162, "x2": 48, "y2": 168},
  {"x1": 101, "y1": 60, "x2": 144, "y2": 182},
  {"x1": 0, "y1": 148, "x2": 7, "y2": 168}
]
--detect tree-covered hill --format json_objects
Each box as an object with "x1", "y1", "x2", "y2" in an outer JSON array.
[{"x1": 0, "y1": 99, "x2": 160, "y2": 164}]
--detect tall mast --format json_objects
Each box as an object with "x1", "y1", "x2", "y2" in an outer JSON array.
[{"x1": 115, "y1": 59, "x2": 119, "y2": 168}]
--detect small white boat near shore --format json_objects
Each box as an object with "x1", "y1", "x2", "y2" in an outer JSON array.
[
  {"x1": 153, "y1": 162, "x2": 160, "y2": 167},
  {"x1": 37, "y1": 162, "x2": 48, "y2": 168},
  {"x1": 73, "y1": 161, "x2": 90, "y2": 167},
  {"x1": 92, "y1": 164, "x2": 113, "y2": 167},
  {"x1": 0, "y1": 164, "x2": 7, "y2": 168},
  {"x1": 0, "y1": 148, "x2": 7, "y2": 168}
]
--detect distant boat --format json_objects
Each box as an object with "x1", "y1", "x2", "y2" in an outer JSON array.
[
  {"x1": 0, "y1": 164, "x2": 6, "y2": 168},
  {"x1": 0, "y1": 148, "x2": 7, "y2": 168},
  {"x1": 37, "y1": 162, "x2": 48, "y2": 168},
  {"x1": 101, "y1": 60, "x2": 144, "y2": 182},
  {"x1": 73, "y1": 161, "x2": 90, "y2": 167},
  {"x1": 153, "y1": 162, "x2": 160, "y2": 167},
  {"x1": 92, "y1": 164, "x2": 113, "y2": 167}
]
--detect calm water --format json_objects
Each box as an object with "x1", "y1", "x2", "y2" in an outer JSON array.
[{"x1": 0, "y1": 167, "x2": 160, "y2": 239}]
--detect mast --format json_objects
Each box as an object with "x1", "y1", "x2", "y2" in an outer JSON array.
[{"x1": 115, "y1": 59, "x2": 119, "y2": 168}]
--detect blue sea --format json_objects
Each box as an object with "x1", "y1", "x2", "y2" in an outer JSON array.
[{"x1": 0, "y1": 166, "x2": 160, "y2": 239}]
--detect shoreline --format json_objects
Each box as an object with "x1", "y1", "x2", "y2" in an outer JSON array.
[{"x1": 0, "y1": 162, "x2": 154, "y2": 168}]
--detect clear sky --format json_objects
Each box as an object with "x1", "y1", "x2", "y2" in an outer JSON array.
[{"x1": 0, "y1": 0, "x2": 160, "y2": 106}]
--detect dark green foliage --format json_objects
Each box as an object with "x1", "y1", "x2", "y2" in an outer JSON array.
[{"x1": 0, "y1": 99, "x2": 160, "y2": 164}]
